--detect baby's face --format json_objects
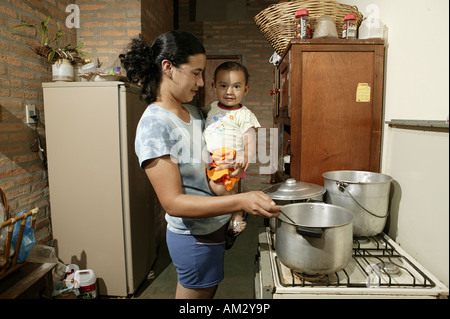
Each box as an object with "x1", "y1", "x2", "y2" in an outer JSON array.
[{"x1": 213, "y1": 70, "x2": 249, "y2": 110}]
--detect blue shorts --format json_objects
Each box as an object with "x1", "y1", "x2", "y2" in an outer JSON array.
[{"x1": 166, "y1": 225, "x2": 226, "y2": 289}]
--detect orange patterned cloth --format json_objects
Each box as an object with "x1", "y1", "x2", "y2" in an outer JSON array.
[{"x1": 207, "y1": 147, "x2": 239, "y2": 191}]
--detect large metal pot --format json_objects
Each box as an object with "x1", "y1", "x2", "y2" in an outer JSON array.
[
  {"x1": 261, "y1": 178, "x2": 326, "y2": 232},
  {"x1": 322, "y1": 170, "x2": 393, "y2": 237},
  {"x1": 276, "y1": 203, "x2": 354, "y2": 275}
]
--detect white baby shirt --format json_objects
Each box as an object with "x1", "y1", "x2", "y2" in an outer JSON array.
[{"x1": 203, "y1": 101, "x2": 261, "y2": 153}]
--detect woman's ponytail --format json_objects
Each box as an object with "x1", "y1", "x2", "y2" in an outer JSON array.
[{"x1": 119, "y1": 34, "x2": 159, "y2": 104}]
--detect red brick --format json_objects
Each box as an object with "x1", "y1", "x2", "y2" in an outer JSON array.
[
  {"x1": 98, "y1": 12, "x2": 127, "y2": 19},
  {"x1": 0, "y1": 54, "x2": 22, "y2": 67},
  {"x1": 99, "y1": 30, "x2": 125, "y2": 37},
  {"x1": 0, "y1": 4, "x2": 18, "y2": 19},
  {"x1": 0, "y1": 169, "x2": 27, "y2": 179},
  {"x1": 79, "y1": 4, "x2": 107, "y2": 11},
  {"x1": 82, "y1": 22, "x2": 109, "y2": 28}
]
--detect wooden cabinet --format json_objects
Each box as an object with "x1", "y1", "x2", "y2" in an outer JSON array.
[{"x1": 273, "y1": 39, "x2": 385, "y2": 185}]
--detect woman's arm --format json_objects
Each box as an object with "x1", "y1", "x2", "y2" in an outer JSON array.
[{"x1": 144, "y1": 155, "x2": 280, "y2": 219}]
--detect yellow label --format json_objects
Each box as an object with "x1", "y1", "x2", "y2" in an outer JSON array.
[{"x1": 356, "y1": 83, "x2": 371, "y2": 102}]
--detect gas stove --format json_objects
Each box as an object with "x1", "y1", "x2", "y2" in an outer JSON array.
[{"x1": 254, "y1": 227, "x2": 449, "y2": 299}]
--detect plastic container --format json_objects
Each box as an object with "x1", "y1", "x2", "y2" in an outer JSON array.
[
  {"x1": 74, "y1": 269, "x2": 97, "y2": 299},
  {"x1": 342, "y1": 14, "x2": 357, "y2": 39},
  {"x1": 358, "y1": 18, "x2": 385, "y2": 39},
  {"x1": 52, "y1": 59, "x2": 74, "y2": 82},
  {"x1": 81, "y1": 62, "x2": 96, "y2": 74},
  {"x1": 294, "y1": 9, "x2": 311, "y2": 39},
  {"x1": 313, "y1": 15, "x2": 338, "y2": 39}
]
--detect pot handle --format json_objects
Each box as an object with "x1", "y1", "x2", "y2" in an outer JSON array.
[
  {"x1": 336, "y1": 182, "x2": 389, "y2": 218},
  {"x1": 296, "y1": 226, "x2": 323, "y2": 238}
]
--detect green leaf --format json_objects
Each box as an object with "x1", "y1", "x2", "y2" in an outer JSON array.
[
  {"x1": 43, "y1": 16, "x2": 50, "y2": 27},
  {"x1": 40, "y1": 21, "x2": 48, "y2": 45},
  {"x1": 9, "y1": 24, "x2": 36, "y2": 30},
  {"x1": 48, "y1": 29, "x2": 63, "y2": 46},
  {"x1": 10, "y1": 15, "x2": 90, "y2": 63},
  {"x1": 48, "y1": 50, "x2": 55, "y2": 62}
]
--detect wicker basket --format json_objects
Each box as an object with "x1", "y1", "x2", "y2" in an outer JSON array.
[{"x1": 254, "y1": 0, "x2": 363, "y2": 55}]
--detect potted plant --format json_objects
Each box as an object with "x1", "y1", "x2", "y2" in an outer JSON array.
[{"x1": 11, "y1": 16, "x2": 88, "y2": 81}]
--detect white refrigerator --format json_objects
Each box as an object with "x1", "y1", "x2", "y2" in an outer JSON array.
[{"x1": 42, "y1": 81, "x2": 157, "y2": 297}]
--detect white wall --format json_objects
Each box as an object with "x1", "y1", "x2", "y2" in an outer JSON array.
[{"x1": 341, "y1": 0, "x2": 449, "y2": 286}]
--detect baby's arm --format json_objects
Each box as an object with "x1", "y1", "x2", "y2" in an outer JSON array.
[{"x1": 235, "y1": 127, "x2": 256, "y2": 171}]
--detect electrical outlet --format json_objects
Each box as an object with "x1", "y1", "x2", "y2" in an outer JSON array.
[{"x1": 26, "y1": 104, "x2": 37, "y2": 124}]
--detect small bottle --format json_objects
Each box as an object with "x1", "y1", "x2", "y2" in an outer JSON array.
[
  {"x1": 342, "y1": 14, "x2": 357, "y2": 39},
  {"x1": 294, "y1": 9, "x2": 311, "y2": 39}
]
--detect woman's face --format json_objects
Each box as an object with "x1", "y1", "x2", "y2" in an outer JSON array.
[{"x1": 171, "y1": 53, "x2": 206, "y2": 104}]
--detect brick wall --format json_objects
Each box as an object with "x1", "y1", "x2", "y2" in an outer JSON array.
[
  {"x1": 77, "y1": 0, "x2": 174, "y2": 69},
  {"x1": 178, "y1": 0, "x2": 277, "y2": 192},
  {"x1": 1, "y1": 0, "x2": 79, "y2": 244},
  {"x1": 77, "y1": 0, "x2": 140, "y2": 68}
]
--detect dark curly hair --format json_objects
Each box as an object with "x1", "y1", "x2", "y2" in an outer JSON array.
[{"x1": 119, "y1": 31, "x2": 206, "y2": 104}]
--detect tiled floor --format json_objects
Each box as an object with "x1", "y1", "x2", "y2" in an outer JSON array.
[{"x1": 133, "y1": 216, "x2": 264, "y2": 299}]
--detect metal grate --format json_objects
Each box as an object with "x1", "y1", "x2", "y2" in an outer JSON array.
[{"x1": 276, "y1": 235, "x2": 436, "y2": 288}]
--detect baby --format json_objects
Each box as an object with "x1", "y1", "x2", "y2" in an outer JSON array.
[{"x1": 203, "y1": 62, "x2": 261, "y2": 246}]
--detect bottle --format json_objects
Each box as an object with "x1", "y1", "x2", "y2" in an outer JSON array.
[
  {"x1": 358, "y1": 17, "x2": 385, "y2": 39},
  {"x1": 294, "y1": 9, "x2": 311, "y2": 39},
  {"x1": 342, "y1": 14, "x2": 357, "y2": 39}
]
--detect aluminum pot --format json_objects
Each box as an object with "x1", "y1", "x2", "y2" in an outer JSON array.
[
  {"x1": 276, "y1": 203, "x2": 353, "y2": 275},
  {"x1": 261, "y1": 178, "x2": 325, "y2": 232},
  {"x1": 322, "y1": 170, "x2": 393, "y2": 237}
]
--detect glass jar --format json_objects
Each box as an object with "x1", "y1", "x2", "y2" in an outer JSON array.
[
  {"x1": 342, "y1": 14, "x2": 357, "y2": 39},
  {"x1": 313, "y1": 15, "x2": 338, "y2": 39},
  {"x1": 294, "y1": 9, "x2": 311, "y2": 39}
]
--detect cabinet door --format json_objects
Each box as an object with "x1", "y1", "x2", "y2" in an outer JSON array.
[{"x1": 299, "y1": 50, "x2": 379, "y2": 185}]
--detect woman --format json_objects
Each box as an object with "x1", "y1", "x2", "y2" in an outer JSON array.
[{"x1": 120, "y1": 31, "x2": 280, "y2": 299}]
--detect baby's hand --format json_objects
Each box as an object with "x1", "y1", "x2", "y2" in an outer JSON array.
[{"x1": 234, "y1": 150, "x2": 249, "y2": 172}]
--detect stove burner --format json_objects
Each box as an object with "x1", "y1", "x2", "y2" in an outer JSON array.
[
  {"x1": 293, "y1": 272, "x2": 329, "y2": 284},
  {"x1": 354, "y1": 236, "x2": 370, "y2": 244},
  {"x1": 377, "y1": 262, "x2": 402, "y2": 277}
]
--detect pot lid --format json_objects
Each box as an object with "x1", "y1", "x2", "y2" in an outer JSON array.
[{"x1": 262, "y1": 178, "x2": 326, "y2": 201}]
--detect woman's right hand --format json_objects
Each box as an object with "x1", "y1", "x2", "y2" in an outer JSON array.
[{"x1": 239, "y1": 191, "x2": 281, "y2": 219}]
